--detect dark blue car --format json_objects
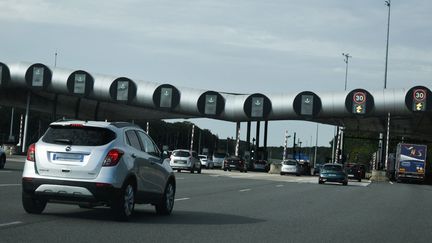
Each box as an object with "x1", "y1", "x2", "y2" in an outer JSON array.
[{"x1": 318, "y1": 163, "x2": 348, "y2": 186}]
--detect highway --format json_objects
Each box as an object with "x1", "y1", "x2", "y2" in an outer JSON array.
[{"x1": 1, "y1": 157, "x2": 431, "y2": 243}]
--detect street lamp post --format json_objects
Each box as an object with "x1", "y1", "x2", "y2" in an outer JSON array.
[
  {"x1": 384, "y1": 0, "x2": 391, "y2": 89},
  {"x1": 342, "y1": 53, "x2": 351, "y2": 91}
]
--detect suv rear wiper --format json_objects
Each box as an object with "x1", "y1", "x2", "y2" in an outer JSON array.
[{"x1": 53, "y1": 138, "x2": 73, "y2": 144}]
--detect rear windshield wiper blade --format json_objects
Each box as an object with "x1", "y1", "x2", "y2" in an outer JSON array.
[{"x1": 53, "y1": 138, "x2": 73, "y2": 144}]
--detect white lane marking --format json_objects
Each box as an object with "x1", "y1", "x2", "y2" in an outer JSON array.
[
  {"x1": 176, "y1": 177, "x2": 185, "y2": 180},
  {"x1": 174, "y1": 197, "x2": 190, "y2": 201},
  {"x1": 276, "y1": 184, "x2": 284, "y2": 187},
  {"x1": 239, "y1": 188, "x2": 251, "y2": 192},
  {"x1": 0, "y1": 184, "x2": 20, "y2": 187},
  {"x1": 0, "y1": 221, "x2": 23, "y2": 227},
  {"x1": 389, "y1": 181, "x2": 394, "y2": 185}
]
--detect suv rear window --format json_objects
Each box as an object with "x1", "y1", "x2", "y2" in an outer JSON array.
[
  {"x1": 42, "y1": 125, "x2": 116, "y2": 146},
  {"x1": 173, "y1": 151, "x2": 190, "y2": 157}
]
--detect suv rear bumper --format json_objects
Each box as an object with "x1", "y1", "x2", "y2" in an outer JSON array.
[{"x1": 22, "y1": 178, "x2": 121, "y2": 203}]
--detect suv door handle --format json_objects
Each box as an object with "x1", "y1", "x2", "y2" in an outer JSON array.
[{"x1": 131, "y1": 153, "x2": 137, "y2": 158}]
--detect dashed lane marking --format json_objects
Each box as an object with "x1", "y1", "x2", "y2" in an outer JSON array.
[
  {"x1": 0, "y1": 221, "x2": 23, "y2": 227},
  {"x1": 239, "y1": 188, "x2": 251, "y2": 192},
  {"x1": 276, "y1": 184, "x2": 284, "y2": 187},
  {"x1": 174, "y1": 197, "x2": 190, "y2": 201},
  {"x1": 0, "y1": 184, "x2": 20, "y2": 187}
]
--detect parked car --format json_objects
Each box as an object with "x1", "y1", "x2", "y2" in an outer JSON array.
[
  {"x1": 212, "y1": 152, "x2": 226, "y2": 168},
  {"x1": 313, "y1": 164, "x2": 323, "y2": 175},
  {"x1": 0, "y1": 147, "x2": 6, "y2": 169},
  {"x1": 223, "y1": 156, "x2": 247, "y2": 172},
  {"x1": 298, "y1": 161, "x2": 311, "y2": 175},
  {"x1": 251, "y1": 159, "x2": 269, "y2": 172},
  {"x1": 21, "y1": 120, "x2": 176, "y2": 221},
  {"x1": 280, "y1": 159, "x2": 301, "y2": 176},
  {"x1": 170, "y1": 149, "x2": 202, "y2": 173},
  {"x1": 319, "y1": 163, "x2": 348, "y2": 185},
  {"x1": 199, "y1": 154, "x2": 214, "y2": 169},
  {"x1": 344, "y1": 163, "x2": 362, "y2": 182}
]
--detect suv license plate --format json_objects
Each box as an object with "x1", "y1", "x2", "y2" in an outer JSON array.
[{"x1": 53, "y1": 153, "x2": 84, "y2": 162}]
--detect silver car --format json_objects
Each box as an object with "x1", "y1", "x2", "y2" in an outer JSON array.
[
  {"x1": 280, "y1": 159, "x2": 301, "y2": 176},
  {"x1": 170, "y1": 149, "x2": 201, "y2": 173},
  {"x1": 22, "y1": 120, "x2": 176, "y2": 221},
  {"x1": 199, "y1": 154, "x2": 214, "y2": 169}
]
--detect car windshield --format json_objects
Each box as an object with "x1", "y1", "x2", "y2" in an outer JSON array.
[
  {"x1": 284, "y1": 160, "x2": 297, "y2": 165},
  {"x1": 322, "y1": 165, "x2": 343, "y2": 172},
  {"x1": 214, "y1": 153, "x2": 226, "y2": 158},
  {"x1": 173, "y1": 151, "x2": 190, "y2": 157},
  {"x1": 198, "y1": 155, "x2": 206, "y2": 159},
  {"x1": 42, "y1": 125, "x2": 116, "y2": 146}
]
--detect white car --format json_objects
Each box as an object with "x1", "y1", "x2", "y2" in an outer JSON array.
[
  {"x1": 280, "y1": 159, "x2": 301, "y2": 176},
  {"x1": 212, "y1": 152, "x2": 226, "y2": 168},
  {"x1": 198, "y1": 155, "x2": 214, "y2": 169},
  {"x1": 22, "y1": 120, "x2": 176, "y2": 221},
  {"x1": 170, "y1": 149, "x2": 202, "y2": 173}
]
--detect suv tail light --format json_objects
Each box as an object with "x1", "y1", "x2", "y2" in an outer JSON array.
[
  {"x1": 102, "y1": 149, "x2": 124, "y2": 167},
  {"x1": 27, "y1": 143, "x2": 36, "y2": 162}
]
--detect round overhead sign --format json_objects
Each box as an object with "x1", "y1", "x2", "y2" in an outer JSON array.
[
  {"x1": 353, "y1": 92, "x2": 366, "y2": 104},
  {"x1": 293, "y1": 91, "x2": 322, "y2": 117},
  {"x1": 25, "y1": 63, "x2": 52, "y2": 88},
  {"x1": 152, "y1": 84, "x2": 180, "y2": 109},
  {"x1": 345, "y1": 89, "x2": 374, "y2": 115},
  {"x1": 197, "y1": 91, "x2": 225, "y2": 116},
  {"x1": 66, "y1": 70, "x2": 94, "y2": 97},
  {"x1": 109, "y1": 77, "x2": 137, "y2": 103},
  {"x1": 405, "y1": 86, "x2": 431, "y2": 112},
  {"x1": 243, "y1": 93, "x2": 272, "y2": 119},
  {"x1": 0, "y1": 62, "x2": 11, "y2": 87}
]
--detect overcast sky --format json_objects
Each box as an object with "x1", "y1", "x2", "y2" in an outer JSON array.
[{"x1": 1, "y1": 0, "x2": 431, "y2": 147}]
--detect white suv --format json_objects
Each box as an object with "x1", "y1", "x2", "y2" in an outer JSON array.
[
  {"x1": 169, "y1": 149, "x2": 201, "y2": 173},
  {"x1": 22, "y1": 120, "x2": 176, "y2": 221}
]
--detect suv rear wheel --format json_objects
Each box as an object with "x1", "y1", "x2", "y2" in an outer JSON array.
[
  {"x1": 112, "y1": 181, "x2": 135, "y2": 221},
  {"x1": 22, "y1": 191, "x2": 47, "y2": 214},
  {"x1": 155, "y1": 181, "x2": 175, "y2": 215}
]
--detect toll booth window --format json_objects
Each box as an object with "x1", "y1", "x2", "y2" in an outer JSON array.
[
  {"x1": 32, "y1": 66, "x2": 44, "y2": 86},
  {"x1": 117, "y1": 80, "x2": 129, "y2": 101},
  {"x1": 160, "y1": 87, "x2": 172, "y2": 108},
  {"x1": 301, "y1": 95, "x2": 314, "y2": 115},
  {"x1": 251, "y1": 97, "x2": 264, "y2": 117},
  {"x1": 74, "y1": 73, "x2": 86, "y2": 94},
  {"x1": 205, "y1": 94, "x2": 217, "y2": 115}
]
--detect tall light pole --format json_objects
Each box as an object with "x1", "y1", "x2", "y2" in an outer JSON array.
[
  {"x1": 384, "y1": 0, "x2": 391, "y2": 89},
  {"x1": 342, "y1": 53, "x2": 351, "y2": 91}
]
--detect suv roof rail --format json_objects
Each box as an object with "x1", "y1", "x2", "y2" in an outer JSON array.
[{"x1": 110, "y1": 122, "x2": 141, "y2": 129}]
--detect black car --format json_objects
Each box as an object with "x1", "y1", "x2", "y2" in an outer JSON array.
[
  {"x1": 223, "y1": 156, "x2": 247, "y2": 172},
  {"x1": 344, "y1": 163, "x2": 362, "y2": 182}
]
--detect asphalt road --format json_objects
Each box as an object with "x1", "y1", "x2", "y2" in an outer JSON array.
[{"x1": 1, "y1": 157, "x2": 431, "y2": 243}]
